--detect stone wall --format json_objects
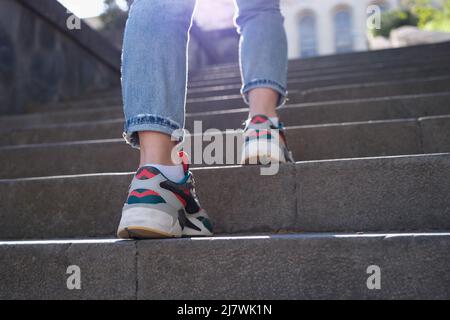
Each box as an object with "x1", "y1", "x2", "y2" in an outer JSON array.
[
  {"x1": 0, "y1": 0, "x2": 240, "y2": 115},
  {"x1": 0, "y1": 0, "x2": 121, "y2": 115}
]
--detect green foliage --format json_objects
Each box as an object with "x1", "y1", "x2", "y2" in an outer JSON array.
[
  {"x1": 372, "y1": 0, "x2": 450, "y2": 37},
  {"x1": 412, "y1": 0, "x2": 450, "y2": 32},
  {"x1": 372, "y1": 9, "x2": 419, "y2": 37}
]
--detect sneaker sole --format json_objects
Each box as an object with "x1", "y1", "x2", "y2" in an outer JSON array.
[
  {"x1": 241, "y1": 140, "x2": 286, "y2": 165},
  {"x1": 117, "y1": 207, "x2": 182, "y2": 239},
  {"x1": 118, "y1": 226, "x2": 177, "y2": 239}
]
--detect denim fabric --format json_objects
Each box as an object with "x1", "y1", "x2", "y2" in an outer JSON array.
[{"x1": 122, "y1": 0, "x2": 288, "y2": 148}]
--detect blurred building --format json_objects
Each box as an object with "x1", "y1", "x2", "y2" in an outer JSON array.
[
  {"x1": 194, "y1": 0, "x2": 401, "y2": 59},
  {"x1": 281, "y1": 0, "x2": 400, "y2": 58}
]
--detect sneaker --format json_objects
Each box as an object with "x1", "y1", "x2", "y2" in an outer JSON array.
[
  {"x1": 240, "y1": 114, "x2": 294, "y2": 165},
  {"x1": 117, "y1": 153, "x2": 213, "y2": 239}
]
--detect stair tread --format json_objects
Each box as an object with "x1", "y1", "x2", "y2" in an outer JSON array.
[
  {"x1": 1, "y1": 231, "x2": 449, "y2": 299},
  {"x1": 1, "y1": 153, "x2": 449, "y2": 239},
  {"x1": 1, "y1": 91, "x2": 450, "y2": 133},
  {"x1": 196, "y1": 41, "x2": 450, "y2": 72},
  {"x1": 1, "y1": 116, "x2": 449, "y2": 178}
]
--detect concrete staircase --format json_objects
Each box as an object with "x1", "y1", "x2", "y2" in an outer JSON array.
[{"x1": 1, "y1": 42, "x2": 450, "y2": 299}]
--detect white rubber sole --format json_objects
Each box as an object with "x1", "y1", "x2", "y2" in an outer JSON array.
[
  {"x1": 117, "y1": 206, "x2": 182, "y2": 239},
  {"x1": 240, "y1": 140, "x2": 286, "y2": 165}
]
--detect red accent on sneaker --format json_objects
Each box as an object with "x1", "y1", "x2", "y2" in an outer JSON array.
[
  {"x1": 136, "y1": 169, "x2": 158, "y2": 180},
  {"x1": 247, "y1": 129, "x2": 271, "y2": 137},
  {"x1": 174, "y1": 193, "x2": 187, "y2": 207},
  {"x1": 179, "y1": 151, "x2": 190, "y2": 173},
  {"x1": 129, "y1": 189, "x2": 161, "y2": 198},
  {"x1": 251, "y1": 115, "x2": 269, "y2": 124}
]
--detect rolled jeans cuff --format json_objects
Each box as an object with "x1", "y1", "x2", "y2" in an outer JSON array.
[
  {"x1": 241, "y1": 79, "x2": 288, "y2": 108},
  {"x1": 123, "y1": 114, "x2": 183, "y2": 149}
]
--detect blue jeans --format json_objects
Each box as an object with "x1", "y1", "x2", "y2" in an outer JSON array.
[{"x1": 122, "y1": 0, "x2": 288, "y2": 148}]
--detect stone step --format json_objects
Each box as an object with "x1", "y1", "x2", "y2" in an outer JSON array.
[
  {"x1": 187, "y1": 83, "x2": 241, "y2": 98},
  {"x1": 0, "y1": 106, "x2": 124, "y2": 131},
  {"x1": 188, "y1": 66, "x2": 450, "y2": 112},
  {"x1": 189, "y1": 65, "x2": 450, "y2": 89},
  {"x1": 26, "y1": 54, "x2": 450, "y2": 112},
  {"x1": 2, "y1": 93, "x2": 450, "y2": 147},
  {"x1": 0, "y1": 232, "x2": 449, "y2": 299},
  {"x1": 0, "y1": 154, "x2": 449, "y2": 240},
  {"x1": 18, "y1": 66, "x2": 450, "y2": 116},
  {"x1": 59, "y1": 88, "x2": 122, "y2": 103},
  {"x1": 2, "y1": 116, "x2": 450, "y2": 178},
  {"x1": 68, "y1": 74, "x2": 448, "y2": 104},
  {"x1": 25, "y1": 96, "x2": 123, "y2": 114},
  {"x1": 298, "y1": 76, "x2": 450, "y2": 103},
  {"x1": 196, "y1": 41, "x2": 450, "y2": 75},
  {"x1": 420, "y1": 115, "x2": 450, "y2": 154},
  {"x1": 27, "y1": 54, "x2": 449, "y2": 113},
  {"x1": 6, "y1": 60, "x2": 450, "y2": 115},
  {"x1": 191, "y1": 55, "x2": 450, "y2": 83},
  {"x1": 42, "y1": 56, "x2": 450, "y2": 110},
  {"x1": 0, "y1": 119, "x2": 124, "y2": 146},
  {"x1": 188, "y1": 75, "x2": 450, "y2": 100},
  {"x1": 19, "y1": 63, "x2": 450, "y2": 112},
  {"x1": 21, "y1": 45, "x2": 449, "y2": 114},
  {"x1": 1, "y1": 91, "x2": 450, "y2": 136},
  {"x1": 196, "y1": 50, "x2": 450, "y2": 80},
  {"x1": 187, "y1": 93, "x2": 450, "y2": 132}
]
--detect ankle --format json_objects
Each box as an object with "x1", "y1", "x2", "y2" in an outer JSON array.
[
  {"x1": 138, "y1": 131, "x2": 178, "y2": 166},
  {"x1": 249, "y1": 107, "x2": 278, "y2": 118},
  {"x1": 248, "y1": 88, "x2": 279, "y2": 118}
]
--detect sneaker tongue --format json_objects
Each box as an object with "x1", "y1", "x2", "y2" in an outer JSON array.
[{"x1": 178, "y1": 151, "x2": 190, "y2": 173}]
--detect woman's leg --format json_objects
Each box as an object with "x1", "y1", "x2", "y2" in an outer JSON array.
[
  {"x1": 235, "y1": 0, "x2": 288, "y2": 115},
  {"x1": 235, "y1": 0, "x2": 293, "y2": 165},
  {"x1": 121, "y1": 0, "x2": 196, "y2": 165},
  {"x1": 118, "y1": 0, "x2": 213, "y2": 239}
]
